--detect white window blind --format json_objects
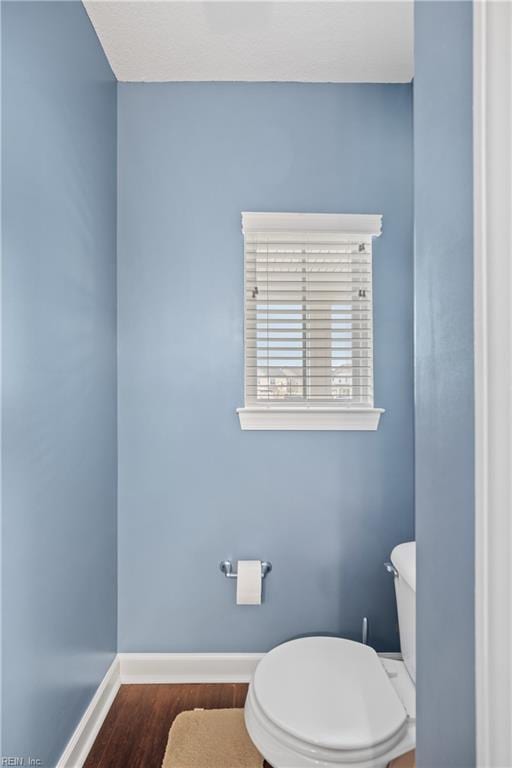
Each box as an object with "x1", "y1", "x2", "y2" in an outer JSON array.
[{"x1": 242, "y1": 213, "x2": 382, "y2": 414}]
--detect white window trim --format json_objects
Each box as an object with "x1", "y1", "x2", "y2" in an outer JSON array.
[
  {"x1": 238, "y1": 212, "x2": 384, "y2": 431},
  {"x1": 237, "y1": 406, "x2": 384, "y2": 431},
  {"x1": 241, "y1": 212, "x2": 382, "y2": 237}
]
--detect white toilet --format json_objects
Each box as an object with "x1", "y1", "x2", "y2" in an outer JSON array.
[{"x1": 245, "y1": 542, "x2": 416, "y2": 768}]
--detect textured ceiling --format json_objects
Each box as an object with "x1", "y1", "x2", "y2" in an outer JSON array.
[{"x1": 84, "y1": 1, "x2": 414, "y2": 83}]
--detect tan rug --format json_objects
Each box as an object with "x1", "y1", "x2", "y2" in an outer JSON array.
[{"x1": 162, "y1": 708, "x2": 263, "y2": 768}]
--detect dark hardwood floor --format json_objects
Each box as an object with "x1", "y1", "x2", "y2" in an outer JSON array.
[{"x1": 84, "y1": 683, "x2": 271, "y2": 768}]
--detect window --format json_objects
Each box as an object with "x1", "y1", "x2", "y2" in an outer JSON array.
[{"x1": 237, "y1": 213, "x2": 384, "y2": 430}]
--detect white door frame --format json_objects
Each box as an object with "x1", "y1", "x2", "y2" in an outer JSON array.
[{"x1": 474, "y1": 1, "x2": 512, "y2": 765}]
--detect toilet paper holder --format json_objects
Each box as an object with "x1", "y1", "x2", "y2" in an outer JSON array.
[{"x1": 219, "y1": 560, "x2": 272, "y2": 579}]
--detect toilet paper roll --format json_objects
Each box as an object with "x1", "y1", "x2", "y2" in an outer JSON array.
[{"x1": 236, "y1": 560, "x2": 262, "y2": 605}]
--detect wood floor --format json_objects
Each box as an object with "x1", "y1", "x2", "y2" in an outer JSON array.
[
  {"x1": 84, "y1": 683, "x2": 271, "y2": 768},
  {"x1": 83, "y1": 682, "x2": 414, "y2": 768}
]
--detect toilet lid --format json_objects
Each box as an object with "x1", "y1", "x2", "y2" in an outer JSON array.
[{"x1": 252, "y1": 637, "x2": 407, "y2": 752}]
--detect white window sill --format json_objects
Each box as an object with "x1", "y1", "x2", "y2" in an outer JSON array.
[{"x1": 236, "y1": 407, "x2": 384, "y2": 431}]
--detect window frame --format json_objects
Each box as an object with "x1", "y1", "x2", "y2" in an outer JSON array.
[{"x1": 237, "y1": 213, "x2": 385, "y2": 431}]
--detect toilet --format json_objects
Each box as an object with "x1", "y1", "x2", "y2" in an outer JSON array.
[{"x1": 244, "y1": 542, "x2": 416, "y2": 768}]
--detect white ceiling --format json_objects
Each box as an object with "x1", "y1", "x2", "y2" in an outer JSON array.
[{"x1": 84, "y1": 1, "x2": 414, "y2": 83}]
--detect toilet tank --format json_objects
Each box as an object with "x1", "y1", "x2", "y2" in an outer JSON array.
[{"x1": 390, "y1": 541, "x2": 416, "y2": 683}]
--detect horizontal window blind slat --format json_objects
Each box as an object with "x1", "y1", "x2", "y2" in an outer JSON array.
[
  {"x1": 249, "y1": 350, "x2": 372, "y2": 354},
  {"x1": 248, "y1": 317, "x2": 372, "y2": 321},
  {"x1": 247, "y1": 378, "x2": 372, "y2": 383},
  {"x1": 248, "y1": 366, "x2": 371, "y2": 371},
  {"x1": 249, "y1": 340, "x2": 372, "y2": 344},
  {"x1": 246, "y1": 285, "x2": 371, "y2": 291},
  {"x1": 247, "y1": 377, "x2": 373, "y2": 384},
  {"x1": 245, "y1": 255, "x2": 371, "y2": 261},
  {"x1": 246, "y1": 352, "x2": 373, "y2": 358},
  {"x1": 246, "y1": 306, "x2": 370, "y2": 312},
  {"x1": 245, "y1": 266, "x2": 371, "y2": 273},
  {"x1": 244, "y1": 243, "x2": 371, "y2": 248},
  {"x1": 247, "y1": 341, "x2": 372, "y2": 347},
  {"x1": 246, "y1": 362, "x2": 371, "y2": 370},
  {"x1": 247, "y1": 403, "x2": 375, "y2": 407},
  {"x1": 245, "y1": 255, "x2": 370, "y2": 260},
  {"x1": 245, "y1": 253, "x2": 371, "y2": 258},
  {"x1": 246, "y1": 279, "x2": 371, "y2": 285},
  {"x1": 246, "y1": 300, "x2": 372, "y2": 307},
  {"x1": 246, "y1": 280, "x2": 371, "y2": 286},
  {"x1": 246, "y1": 293, "x2": 371, "y2": 298},
  {"x1": 246, "y1": 404, "x2": 375, "y2": 408},
  {"x1": 244, "y1": 249, "x2": 371, "y2": 255},
  {"x1": 245, "y1": 262, "x2": 371, "y2": 269},
  {"x1": 246, "y1": 326, "x2": 372, "y2": 331},
  {"x1": 246, "y1": 319, "x2": 372, "y2": 324},
  {"x1": 248, "y1": 367, "x2": 373, "y2": 372},
  {"x1": 248, "y1": 376, "x2": 370, "y2": 392},
  {"x1": 248, "y1": 397, "x2": 373, "y2": 402},
  {"x1": 247, "y1": 359, "x2": 371, "y2": 364},
  {"x1": 245, "y1": 260, "x2": 370, "y2": 266}
]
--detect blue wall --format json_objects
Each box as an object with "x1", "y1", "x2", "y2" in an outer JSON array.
[
  {"x1": 414, "y1": 3, "x2": 475, "y2": 766},
  {"x1": 2, "y1": 3, "x2": 117, "y2": 765},
  {"x1": 117, "y1": 82, "x2": 414, "y2": 653}
]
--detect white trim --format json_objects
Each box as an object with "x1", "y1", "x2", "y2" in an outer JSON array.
[
  {"x1": 56, "y1": 657, "x2": 121, "y2": 768},
  {"x1": 240, "y1": 212, "x2": 382, "y2": 426},
  {"x1": 56, "y1": 653, "x2": 264, "y2": 766},
  {"x1": 237, "y1": 406, "x2": 384, "y2": 431},
  {"x1": 241, "y1": 212, "x2": 382, "y2": 237},
  {"x1": 118, "y1": 652, "x2": 264, "y2": 684},
  {"x1": 474, "y1": 2, "x2": 512, "y2": 766}
]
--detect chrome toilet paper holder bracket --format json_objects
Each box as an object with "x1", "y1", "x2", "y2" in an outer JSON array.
[{"x1": 219, "y1": 560, "x2": 272, "y2": 579}]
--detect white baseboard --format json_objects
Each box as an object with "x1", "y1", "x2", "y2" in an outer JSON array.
[
  {"x1": 56, "y1": 652, "x2": 263, "y2": 767},
  {"x1": 118, "y1": 652, "x2": 264, "y2": 684},
  {"x1": 58, "y1": 649, "x2": 398, "y2": 766},
  {"x1": 56, "y1": 656, "x2": 121, "y2": 768}
]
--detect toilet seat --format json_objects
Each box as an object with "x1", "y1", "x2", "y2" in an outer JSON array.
[{"x1": 245, "y1": 637, "x2": 416, "y2": 768}]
